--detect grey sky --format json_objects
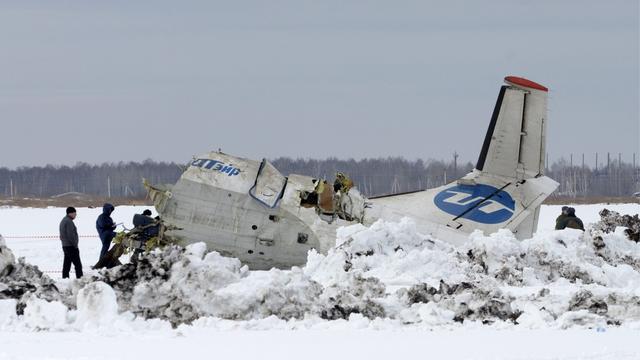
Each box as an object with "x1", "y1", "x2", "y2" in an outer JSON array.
[{"x1": 1, "y1": 0, "x2": 638, "y2": 168}]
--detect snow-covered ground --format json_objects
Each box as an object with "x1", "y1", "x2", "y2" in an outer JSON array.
[
  {"x1": 1, "y1": 203, "x2": 639, "y2": 360},
  {"x1": 1, "y1": 204, "x2": 636, "y2": 277}
]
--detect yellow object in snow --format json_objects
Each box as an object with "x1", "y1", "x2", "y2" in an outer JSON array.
[{"x1": 335, "y1": 172, "x2": 353, "y2": 193}]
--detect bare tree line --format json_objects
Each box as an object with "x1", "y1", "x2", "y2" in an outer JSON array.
[
  {"x1": 0, "y1": 160, "x2": 183, "y2": 199},
  {"x1": 548, "y1": 153, "x2": 640, "y2": 198},
  {"x1": 0, "y1": 154, "x2": 638, "y2": 199}
]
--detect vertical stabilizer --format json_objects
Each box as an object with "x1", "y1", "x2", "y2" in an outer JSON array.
[
  {"x1": 476, "y1": 76, "x2": 549, "y2": 181},
  {"x1": 473, "y1": 76, "x2": 555, "y2": 238}
]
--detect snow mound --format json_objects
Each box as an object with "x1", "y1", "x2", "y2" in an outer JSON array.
[
  {"x1": 592, "y1": 208, "x2": 640, "y2": 242},
  {"x1": 76, "y1": 281, "x2": 119, "y2": 327},
  {"x1": 3, "y1": 207, "x2": 640, "y2": 331},
  {"x1": 21, "y1": 295, "x2": 69, "y2": 330},
  {"x1": 81, "y1": 243, "x2": 384, "y2": 325},
  {"x1": 0, "y1": 236, "x2": 61, "y2": 317},
  {"x1": 0, "y1": 234, "x2": 16, "y2": 277}
]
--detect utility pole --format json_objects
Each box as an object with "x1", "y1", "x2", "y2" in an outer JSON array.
[
  {"x1": 570, "y1": 153, "x2": 573, "y2": 168},
  {"x1": 634, "y1": 153, "x2": 637, "y2": 183},
  {"x1": 545, "y1": 153, "x2": 549, "y2": 173},
  {"x1": 581, "y1": 153, "x2": 585, "y2": 197},
  {"x1": 107, "y1": 176, "x2": 111, "y2": 199},
  {"x1": 595, "y1": 153, "x2": 598, "y2": 172},
  {"x1": 453, "y1": 151, "x2": 459, "y2": 179},
  {"x1": 618, "y1": 153, "x2": 622, "y2": 196},
  {"x1": 618, "y1": 153, "x2": 622, "y2": 167}
]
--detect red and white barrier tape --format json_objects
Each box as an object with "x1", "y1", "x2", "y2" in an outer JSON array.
[
  {"x1": 2, "y1": 236, "x2": 100, "y2": 274},
  {"x1": 3, "y1": 235, "x2": 99, "y2": 239}
]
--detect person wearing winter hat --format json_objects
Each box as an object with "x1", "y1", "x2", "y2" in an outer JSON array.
[
  {"x1": 556, "y1": 206, "x2": 585, "y2": 231},
  {"x1": 59, "y1": 206, "x2": 83, "y2": 278}
]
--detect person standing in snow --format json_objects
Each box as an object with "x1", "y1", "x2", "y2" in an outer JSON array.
[
  {"x1": 96, "y1": 203, "x2": 117, "y2": 260},
  {"x1": 554, "y1": 206, "x2": 570, "y2": 230},
  {"x1": 59, "y1": 206, "x2": 83, "y2": 278},
  {"x1": 556, "y1": 207, "x2": 585, "y2": 231}
]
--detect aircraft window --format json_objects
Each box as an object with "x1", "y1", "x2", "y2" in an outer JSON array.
[
  {"x1": 297, "y1": 233, "x2": 308, "y2": 244},
  {"x1": 247, "y1": 250, "x2": 254, "y2": 254},
  {"x1": 251, "y1": 225, "x2": 258, "y2": 230}
]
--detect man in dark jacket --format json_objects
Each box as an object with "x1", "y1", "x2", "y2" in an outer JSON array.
[
  {"x1": 130, "y1": 209, "x2": 160, "y2": 262},
  {"x1": 59, "y1": 206, "x2": 83, "y2": 278},
  {"x1": 96, "y1": 203, "x2": 117, "y2": 260},
  {"x1": 557, "y1": 207, "x2": 585, "y2": 231},
  {"x1": 133, "y1": 209, "x2": 160, "y2": 238}
]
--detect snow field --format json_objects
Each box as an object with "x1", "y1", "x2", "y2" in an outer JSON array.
[{"x1": 0, "y1": 203, "x2": 639, "y2": 360}]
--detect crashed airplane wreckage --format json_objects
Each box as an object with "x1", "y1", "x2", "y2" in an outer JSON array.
[{"x1": 145, "y1": 76, "x2": 559, "y2": 270}]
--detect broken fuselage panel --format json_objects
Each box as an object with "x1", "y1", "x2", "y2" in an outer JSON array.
[{"x1": 146, "y1": 152, "x2": 366, "y2": 269}]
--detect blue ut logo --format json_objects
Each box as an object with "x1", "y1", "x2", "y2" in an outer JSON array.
[
  {"x1": 191, "y1": 159, "x2": 241, "y2": 176},
  {"x1": 433, "y1": 184, "x2": 515, "y2": 224}
]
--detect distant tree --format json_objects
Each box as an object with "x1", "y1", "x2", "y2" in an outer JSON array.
[{"x1": 0, "y1": 155, "x2": 636, "y2": 199}]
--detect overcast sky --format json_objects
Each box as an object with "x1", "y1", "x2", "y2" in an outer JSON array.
[{"x1": 0, "y1": 0, "x2": 638, "y2": 168}]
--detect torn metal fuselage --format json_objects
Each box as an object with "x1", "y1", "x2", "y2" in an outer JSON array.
[{"x1": 145, "y1": 152, "x2": 367, "y2": 270}]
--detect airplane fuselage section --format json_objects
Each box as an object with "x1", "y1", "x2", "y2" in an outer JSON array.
[{"x1": 145, "y1": 76, "x2": 558, "y2": 269}]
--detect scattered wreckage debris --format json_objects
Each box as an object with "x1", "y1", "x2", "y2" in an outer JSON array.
[{"x1": 93, "y1": 220, "x2": 181, "y2": 270}]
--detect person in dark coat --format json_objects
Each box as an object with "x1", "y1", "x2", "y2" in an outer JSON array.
[
  {"x1": 557, "y1": 207, "x2": 585, "y2": 231},
  {"x1": 555, "y1": 206, "x2": 570, "y2": 230},
  {"x1": 59, "y1": 207, "x2": 83, "y2": 278},
  {"x1": 96, "y1": 203, "x2": 117, "y2": 260},
  {"x1": 133, "y1": 209, "x2": 159, "y2": 238},
  {"x1": 130, "y1": 209, "x2": 160, "y2": 263}
]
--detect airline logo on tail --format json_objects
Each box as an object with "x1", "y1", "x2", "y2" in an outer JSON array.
[{"x1": 433, "y1": 184, "x2": 515, "y2": 224}]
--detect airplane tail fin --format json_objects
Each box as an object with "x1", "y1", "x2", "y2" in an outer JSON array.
[
  {"x1": 470, "y1": 76, "x2": 557, "y2": 238},
  {"x1": 476, "y1": 76, "x2": 549, "y2": 180}
]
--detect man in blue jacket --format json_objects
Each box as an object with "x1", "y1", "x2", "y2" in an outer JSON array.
[{"x1": 96, "y1": 203, "x2": 117, "y2": 260}]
